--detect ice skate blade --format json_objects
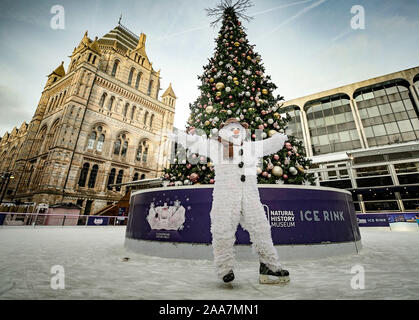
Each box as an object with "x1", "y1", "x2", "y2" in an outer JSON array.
[{"x1": 259, "y1": 274, "x2": 290, "y2": 285}]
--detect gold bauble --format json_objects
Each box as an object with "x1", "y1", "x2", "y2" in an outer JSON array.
[
  {"x1": 272, "y1": 166, "x2": 283, "y2": 177},
  {"x1": 268, "y1": 130, "x2": 278, "y2": 137},
  {"x1": 262, "y1": 89, "x2": 268, "y2": 95},
  {"x1": 234, "y1": 81, "x2": 239, "y2": 85},
  {"x1": 215, "y1": 82, "x2": 225, "y2": 90},
  {"x1": 234, "y1": 42, "x2": 240, "y2": 47},
  {"x1": 237, "y1": 61, "x2": 241, "y2": 66},
  {"x1": 274, "y1": 112, "x2": 280, "y2": 119},
  {"x1": 296, "y1": 165, "x2": 305, "y2": 173},
  {"x1": 209, "y1": 78, "x2": 214, "y2": 83},
  {"x1": 204, "y1": 120, "x2": 210, "y2": 126},
  {"x1": 233, "y1": 77, "x2": 238, "y2": 81},
  {"x1": 247, "y1": 56, "x2": 251, "y2": 60},
  {"x1": 216, "y1": 91, "x2": 222, "y2": 97}
]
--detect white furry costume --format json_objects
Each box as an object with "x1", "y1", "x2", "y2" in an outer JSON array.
[{"x1": 175, "y1": 121, "x2": 288, "y2": 278}]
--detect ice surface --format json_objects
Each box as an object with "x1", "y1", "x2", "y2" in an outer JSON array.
[{"x1": 0, "y1": 226, "x2": 418, "y2": 300}]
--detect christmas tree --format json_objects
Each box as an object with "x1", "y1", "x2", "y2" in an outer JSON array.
[{"x1": 163, "y1": 0, "x2": 315, "y2": 186}]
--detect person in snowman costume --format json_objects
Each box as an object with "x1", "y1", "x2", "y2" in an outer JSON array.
[{"x1": 172, "y1": 118, "x2": 290, "y2": 284}]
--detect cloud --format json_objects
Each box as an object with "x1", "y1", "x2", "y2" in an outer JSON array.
[{"x1": 0, "y1": 86, "x2": 32, "y2": 135}]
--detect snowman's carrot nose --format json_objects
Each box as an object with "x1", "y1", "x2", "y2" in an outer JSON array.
[{"x1": 233, "y1": 129, "x2": 240, "y2": 135}]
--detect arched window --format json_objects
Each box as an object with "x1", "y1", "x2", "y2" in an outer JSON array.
[
  {"x1": 111, "y1": 60, "x2": 119, "y2": 77},
  {"x1": 88, "y1": 164, "x2": 98, "y2": 188},
  {"x1": 97, "y1": 134, "x2": 105, "y2": 152},
  {"x1": 113, "y1": 133, "x2": 129, "y2": 158},
  {"x1": 113, "y1": 138, "x2": 121, "y2": 155},
  {"x1": 136, "y1": 140, "x2": 150, "y2": 163},
  {"x1": 147, "y1": 80, "x2": 153, "y2": 96},
  {"x1": 131, "y1": 106, "x2": 136, "y2": 120},
  {"x1": 78, "y1": 163, "x2": 90, "y2": 187},
  {"x1": 99, "y1": 93, "x2": 107, "y2": 108},
  {"x1": 128, "y1": 68, "x2": 135, "y2": 86},
  {"x1": 150, "y1": 114, "x2": 154, "y2": 128},
  {"x1": 45, "y1": 120, "x2": 60, "y2": 151},
  {"x1": 123, "y1": 103, "x2": 129, "y2": 118},
  {"x1": 92, "y1": 56, "x2": 97, "y2": 64},
  {"x1": 144, "y1": 111, "x2": 149, "y2": 124},
  {"x1": 133, "y1": 172, "x2": 139, "y2": 181},
  {"x1": 107, "y1": 168, "x2": 116, "y2": 190},
  {"x1": 135, "y1": 73, "x2": 142, "y2": 89},
  {"x1": 87, "y1": 131, "x2": 97, "y2": 150},
  {"x1": 107, "y1": 96, "x2": 115, "y2": 111},
  {"x1": 140, "y1": 174, "x2": 146, "y2": 180},
  {"x1": 116, "y1": 170, "x2": 124, "y2": 191},
  {"x1": 87, "y1": 125, "x2": 105, "y2": 152}
]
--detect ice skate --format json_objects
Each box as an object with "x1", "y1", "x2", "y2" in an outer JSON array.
[
  {"x1": 259, "y1": 263, "x2": 290, "y2": 284},
  {"x1": 222, "y1": 270, "x2": 235, "y2": 283}
]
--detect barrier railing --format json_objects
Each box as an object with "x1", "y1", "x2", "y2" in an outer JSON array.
[{"x1": 0, "y1": 212, "x2": 128, "y2": 227}]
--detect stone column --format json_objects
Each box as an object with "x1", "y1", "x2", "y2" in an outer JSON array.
[
  {"x1": 299, "y1": 109, "x2": 313, "y2": 157},
  {"x1": 408, "y1": 84, "x2": 419, "y2": 110},
  {"x1": 349, "y1": 99, "x2": 368, "y2": 149}
]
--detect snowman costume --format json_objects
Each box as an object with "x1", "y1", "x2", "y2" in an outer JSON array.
[{"x1": 174, "y1": 118, "x2": 289, "y2": 283}]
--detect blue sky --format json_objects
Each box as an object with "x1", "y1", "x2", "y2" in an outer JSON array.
[{"x1": 0, "y1": 0, "x2": 418, "y2": 134}]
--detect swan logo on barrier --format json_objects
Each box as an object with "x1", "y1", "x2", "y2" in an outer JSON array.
[
  {"x1": 94, "y1": 218, "x2": 104, "y2": 225},
  {"x1": 146, "y1": 200, "x2": 186, "y2": 231}
]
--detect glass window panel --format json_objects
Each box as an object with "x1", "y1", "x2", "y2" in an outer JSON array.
[
  {"x1": 344, "y1": 112, "x2": 354, "y2": 121},
  {"x1": 328, "y1": 133, "x2": 339, "y2": 141},
  {"x1": 363, "y1": 92, "x2": 374, "y2": 100},
  {"x1": 411, "y1": 118, "x2": 419, "y2": 130},
  {"x1": 397, "y1": 85, "x2": 408, "y2": 92},
  {"x1": 401, "y1": 131, "x2": 416, "y2": 141},
  {"x1": 339, "y1": 131, "x2": 351, "y2": 142},
  {"x1": 388, "y1": 93, "x2": 401, "y2": 102},
  {"x1": 374, "y1": 89, "x2": 386, "y2": 97},
  {"x1": 379, "y1": 103, "x2": 392, "y2": 115},
  {"x1": 382, "y1": 113, "x2": 396, "y2": 123},
  {"x1": 334, "y1": 113, "x2": 346, "y2": 124},
  {"x1": 391, "y1": 101, "x2": 405, "y2": 113},
  {"x1": 403, "y1": 99, "x2": 414, "y2": 110},
  {"x1": 315, "y1": 117, "x2": 325, "y2": 126},
  {"x1": 384, "y1": 122, "x2": 399, "y2": 135},
  {"x1": 350, "y1": 129, "x2": 359, "y2": 140},
  {"x1": 398, "y1": 120, "x2": 413, "y2": 132},
  {"x1": 372, "y1": 124, "x2": 386, "y2": 136},
  {"x1": 359, "y1": 108, "x2": 368, "y2": 119},
  {"x1": 318, "y1": 135, "x2": 329, "y2": 145},
  {"x1": 400, "y1": 91, "x2": 410, "y2": 100},
  {"x1": 364, "y1": 126, "x2": 374, "y2": 138},
  {"x1": 311, "y1": 136, "x2": 319, "y2": 145},
  {"x1": 324, "y1": 116, "x2": 335, "y2": 125},
  {"x1": 367, "y1": 106, "x2": 380, "y2": 117},
  {"x1": 385, "y1": 86, "x2": 398, "y2": 95},
  {"x1": 395, "y1": 112, "x2": 408, "y2": 121}
]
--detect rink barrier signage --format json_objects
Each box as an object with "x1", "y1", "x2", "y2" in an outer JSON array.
[
  {"x1": 356, "y1": 212, "x2": 419, "y2": 227},
  {"x1": 126, "y1": 185, "x2": 362, "y2": 245},
  {"x1": 87, "y1": 216, "x2": 110, "y2": 226}
]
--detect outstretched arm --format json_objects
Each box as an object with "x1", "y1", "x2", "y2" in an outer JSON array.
[
  {"x1": 251, "y1": 132, "x2": 288, "y2": 156},
  {"x1": 170, "y1": 130, "x2": 211, "y2": 157}
]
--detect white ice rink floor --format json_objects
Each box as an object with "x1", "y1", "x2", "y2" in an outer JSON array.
[{"x1": 0, "y1": 226, "x2": 418, "y2": 300}]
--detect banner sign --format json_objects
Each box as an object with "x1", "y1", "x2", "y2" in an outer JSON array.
[
  {"x1": 126, "y1": 186, "x2": 361, "y2": 245},
  {"x1": 387, "y1": 213, "x2": 419, "y2": 224},
  {"x1": 87, "y1": 216, "x2": 109, "y2": 226},
  {"x1": 356, "y1": 214, "x2": 389, "y2": 227}
]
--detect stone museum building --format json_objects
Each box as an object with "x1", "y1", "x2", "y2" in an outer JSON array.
[{"x1": 0, "y1": 23, "x2": 176, "y2": 215}]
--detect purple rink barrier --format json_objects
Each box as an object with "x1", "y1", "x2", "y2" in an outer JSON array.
[{"x1": 125, "y1": 185, "x2": 362, "y2": 260}]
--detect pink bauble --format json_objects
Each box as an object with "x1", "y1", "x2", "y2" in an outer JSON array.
[
  {"x1": 288, "y1": 151, "x2": 292, "y2": 156},
  {"x1": 252, "y1": 134, "x2": 256, "y2": 139},
  {"x1": 283, "y1": 174, "x2": 288, "y2": 179},
  {"x1": 264, "y1": 124, "x2": 267, "y2": 127},
  {"x1": 273, "y1": 154, "x2": 279, "y2": 160},
  {"x1": 220, "y1": 101, "x2": 223, "y2": 105},
  {"x1": 285, "y1": 142, "x2": 292, "y2": 150},
  {"x1": 229, "y1": 95, "x2": 233, "y2": 99},
  {"x1": 262, "y1": 171, "x2": 268, "y2": 177},
  {"x1": 186, "y1": 164, "x2": 192, "y2": 169},
  {"x1": 210, "y1": 179, "x2": 215, "y2": 184},
  {"x1": 190, "y1": 173, "x2": 199, "y2": 183},
  {"x1": 250, "y1": 97, "x2": 254, "y2": 100},
  {"x1": 258, "y1": 125, "x2": 264, "y2": 130},
  {"x1": 230, "y1": 103, "x2": 234, "y2": 107}
]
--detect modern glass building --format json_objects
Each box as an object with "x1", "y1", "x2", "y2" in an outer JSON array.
[{"x1": 282, "y1": 66, "x2": 419, "y2": 213}]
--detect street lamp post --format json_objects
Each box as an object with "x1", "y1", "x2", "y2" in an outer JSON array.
[{"x1": 0, "y1": 172, "x2": 15, "y2": 205}]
